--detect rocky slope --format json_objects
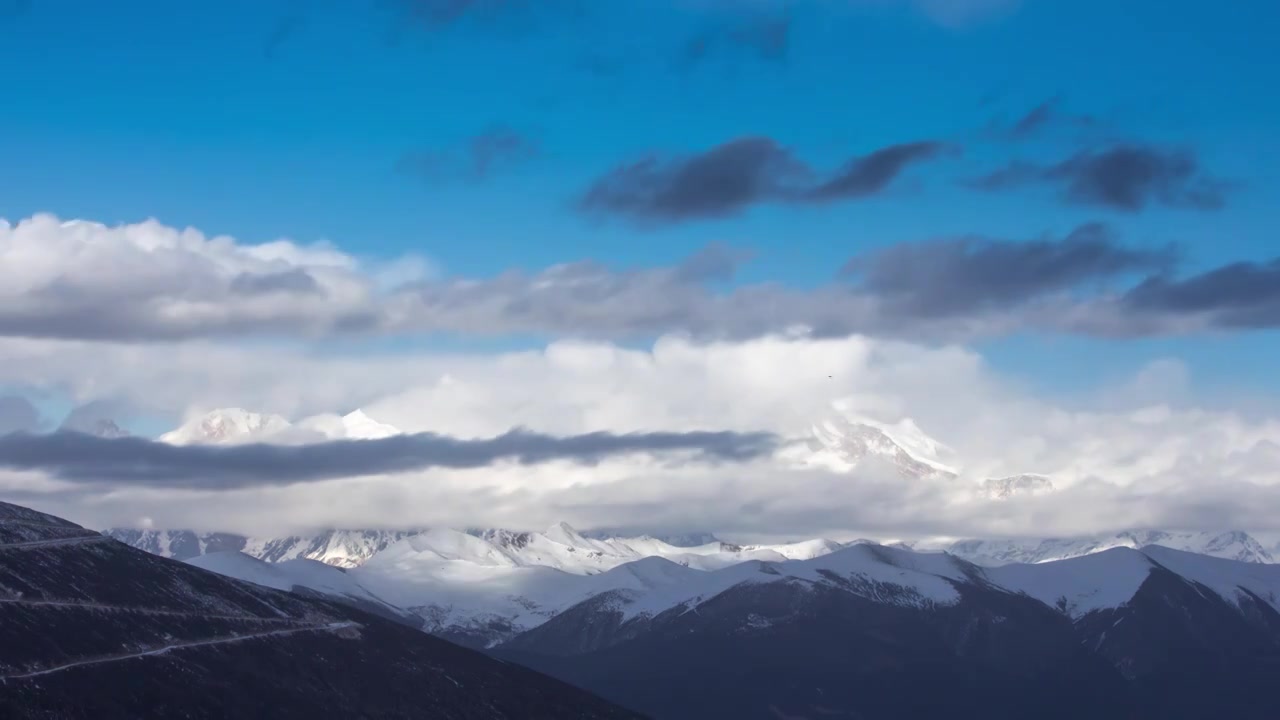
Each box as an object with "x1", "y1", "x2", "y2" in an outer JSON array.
[{"x1": 0, "y1": 501, "x2": 643, "y2": 719}]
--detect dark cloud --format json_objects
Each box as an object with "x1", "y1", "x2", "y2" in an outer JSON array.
[
  {"x1": 0, "y1": 300, "x2": 380, "y2": 343},
  {"x1": 969, "y1": 143, "x2": 1230, "y2": 211},
  {"x1": 579, "y1": 136, "x2": 947, "y2": 224},
  {"x1": 844, "y1": 223, "x2": 1176, "y2": 317},
  {"x1": 579, "y1": 137, "x2": 806, "y2": 223},
  {"x1": 399, "y1": 125, "x2": 540, "y2": 182},
  {"x1": 1123, "y1": 258, "x2": 1280, "y2": 328},
  {"x1": 988, "y1": 97, "x2": 1097, "y2": 141},
  {"x1": 229, "y1": 269, "x2": 324, "y2": 296},
  {"x1": 0, "y1": 428, "x2": 780, "y2": 490},
  {"x1": 805, "y1": 141, "x2": 950, "y2": 202},
  {"x1": 0, "y1": 396, "x2": 41, "y2": 435}
]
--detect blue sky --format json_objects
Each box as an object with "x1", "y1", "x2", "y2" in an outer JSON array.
[{"x1": 2, "y1": 0, "x2": 1279, "y2": 408}]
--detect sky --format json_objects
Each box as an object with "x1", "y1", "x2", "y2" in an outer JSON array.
[{"x1": 2, "y1": 0, "x2": 1280, "y2": 541}]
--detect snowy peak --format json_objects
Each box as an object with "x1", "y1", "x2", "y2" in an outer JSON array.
[
  {"x1": 337, "y1": 409, "x2": 400, "y2": 439},
  {"x1": 244, "y1": 529, "x2": 423, "y2": 568},
  {"x1": 799, "y1": 413, "x2": 958, "y2": 479},
  {"x1": 986, "y1": 547, "x2": 1158, "y2": 618},
  {"x1": 943, "y1": 529, "x2": 1276, "y2": 566},
  {"x1": 987, "y1": 544, "x2": 1280, "y2": 619},
  {"x1": 784, "y1": 407, "x2": 1062, "y2": 496},
  {"x1": 573, "y1": 542, "x2": 976, "y2": 626},
  {"x1": 104, "y1": 527, "x2": 422, "y2": 569},
  {"x1": 60, "y1": 416, "x2": 129, "y2": 438},
  {"x1": 183, "y1": 550, "x2": 421, "y2": 626},
  {"x1": 159, "y1": 407, "x2": 402, "y2": 446},
  {"x1": 543, "y1": 521, "x2": 588, "y2": 548},
  {"x1": 472, "y1": 528, "x2": 535, "y2": 550},
  {"x1": 650, "y1": 531, "x2": 721, "y2": 547},
  {"x1": 982, "y1": 473, "x2": 1056, "y2": 500},
  {"x1": 159, "y1": 408, "x2": 292, "y2": 445},
  {"x1": 86, "y1": 418, "x2": 129, "y2": 438}
]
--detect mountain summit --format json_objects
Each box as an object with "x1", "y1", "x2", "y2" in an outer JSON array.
[{"x1": 159, "y1": 407, "x2": 292, "y2": 445}]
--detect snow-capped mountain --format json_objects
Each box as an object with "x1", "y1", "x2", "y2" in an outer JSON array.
[
  {"x1": 495, "y1": 543, "x2": 1280, "y2": 720},
  {"x1": 491, "y1": 540, "x2": 1280, "y2": 712},
  {"x1": 936, "y1": 529, "x2": 1275, "y2": 566},
  {"x1": 349, "y1": 524, "x2": 1277, "y2": 647},
  {"x1": 60, "y1": 417, "x2": 129, "y2": 438},
  {"x1": 786, "y1": 410, "x2": 1060, "y2": 501},
  {"x1": 159, "y1": 407, "x2": 293, "y2": 445},
  {"x1": 649, "y1": 531, "x2": 721, "y2": 547},
  {"x1": 23, "y1": 498, "x2": 1280, "y2": 719},
  {"x1": 185, "y1": 551, "x2": 422, "y2": 627},
  {"x1": 511, "y1": 542, "x2": 1280, "y2": 636},
  {"x1": 791, "y1": 413, "x2": 959, "y2": 479},
  {"x1": 582, "y1": 530, "x2": 723, "y2": 548},
  {"x1": 331, "y1": 523, "x2": 851, "y2": 647},
  {"x1": 981, "y1": 472, "x2": 1056, "y2": 499},
  {"x1": 157, "y1": 407, "x2": 400, "y2": 445},
  {"x1": 104, "y1": 527, "x2": 424, "y2": 569},
  {"x1": 294, "y1": 408, "x2": 401, "y2": 440}
]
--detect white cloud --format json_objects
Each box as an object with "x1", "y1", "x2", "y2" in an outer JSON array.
[
  {"x1": 0, "y1": 213, "x2": 1227, "y2": 344},
  {"x1": 0, "y1": 214, "x2": 384, "y2": 340},
  {"x1": 4, "y1": 332, "x2": 1279, "y2": 541}
]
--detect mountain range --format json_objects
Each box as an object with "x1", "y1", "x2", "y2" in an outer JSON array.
[
  {"x1": 98, "y1": 507, "x2": 1280, "y2": 663},
  {"x1": 22, "y1": 498, "x2": 1280, "y2": 719},
  {"x1": 85, "y1": 406, "x2": 1280, "y2": 717},
  {"x1": 100, "y1": 406, "x2": 1280, "y2": 649},
  {"x1": 496, "y1": 542, "x2": 1280, "y2": 719}
]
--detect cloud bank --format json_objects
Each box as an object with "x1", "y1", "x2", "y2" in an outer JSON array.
[
  {"x1": 5, "y1": 214, "x2": 1279, "y2": 346},
  {"x1": 4, "y1": 333, "x2": 1279, "y2": 541},
  {"x1": 0, "y1": 427, "x2": 777, "y2": 489}
]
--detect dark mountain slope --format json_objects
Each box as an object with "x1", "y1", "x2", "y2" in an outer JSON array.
[
  {"x1": 1072, "y1": 552, "x2": 1280, "y2": 720},
  {"x1": 501, "y1": 576, "x2": 1133, "y2": 720},
  {"x1": 0, "y1": 501, "x2": 644, "y2": 720},
  {"x1": 499, "y1": 544, "x2": 1280, "y2": 720}
]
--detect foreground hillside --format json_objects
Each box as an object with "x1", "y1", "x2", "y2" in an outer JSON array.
[{"x1": 0, "y1": 501, "x2": 642, "y2": 720}]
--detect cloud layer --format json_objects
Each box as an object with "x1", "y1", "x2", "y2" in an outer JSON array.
[
  {"x1": 0, "y1": 427, "x2": 777, "y2": 489},
  {"x1": 4, "y1": 214, "x2": 1278, "y2": 346},
  {"x1": 4, "y1": 333, "x2": 1279, "y2": 541},
  {"x1": 578, "y1": 137, "x2": 949, "y2": 224},
  {"x1": 969, "y1": 144, "x2": 1230, "y2": 212},
  {"x1": 0, "y1": 215, "x2": 388, "y2": 341},
  {"x1": 844, "y1": 222, "x2": 1175, "y2": 317}
]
